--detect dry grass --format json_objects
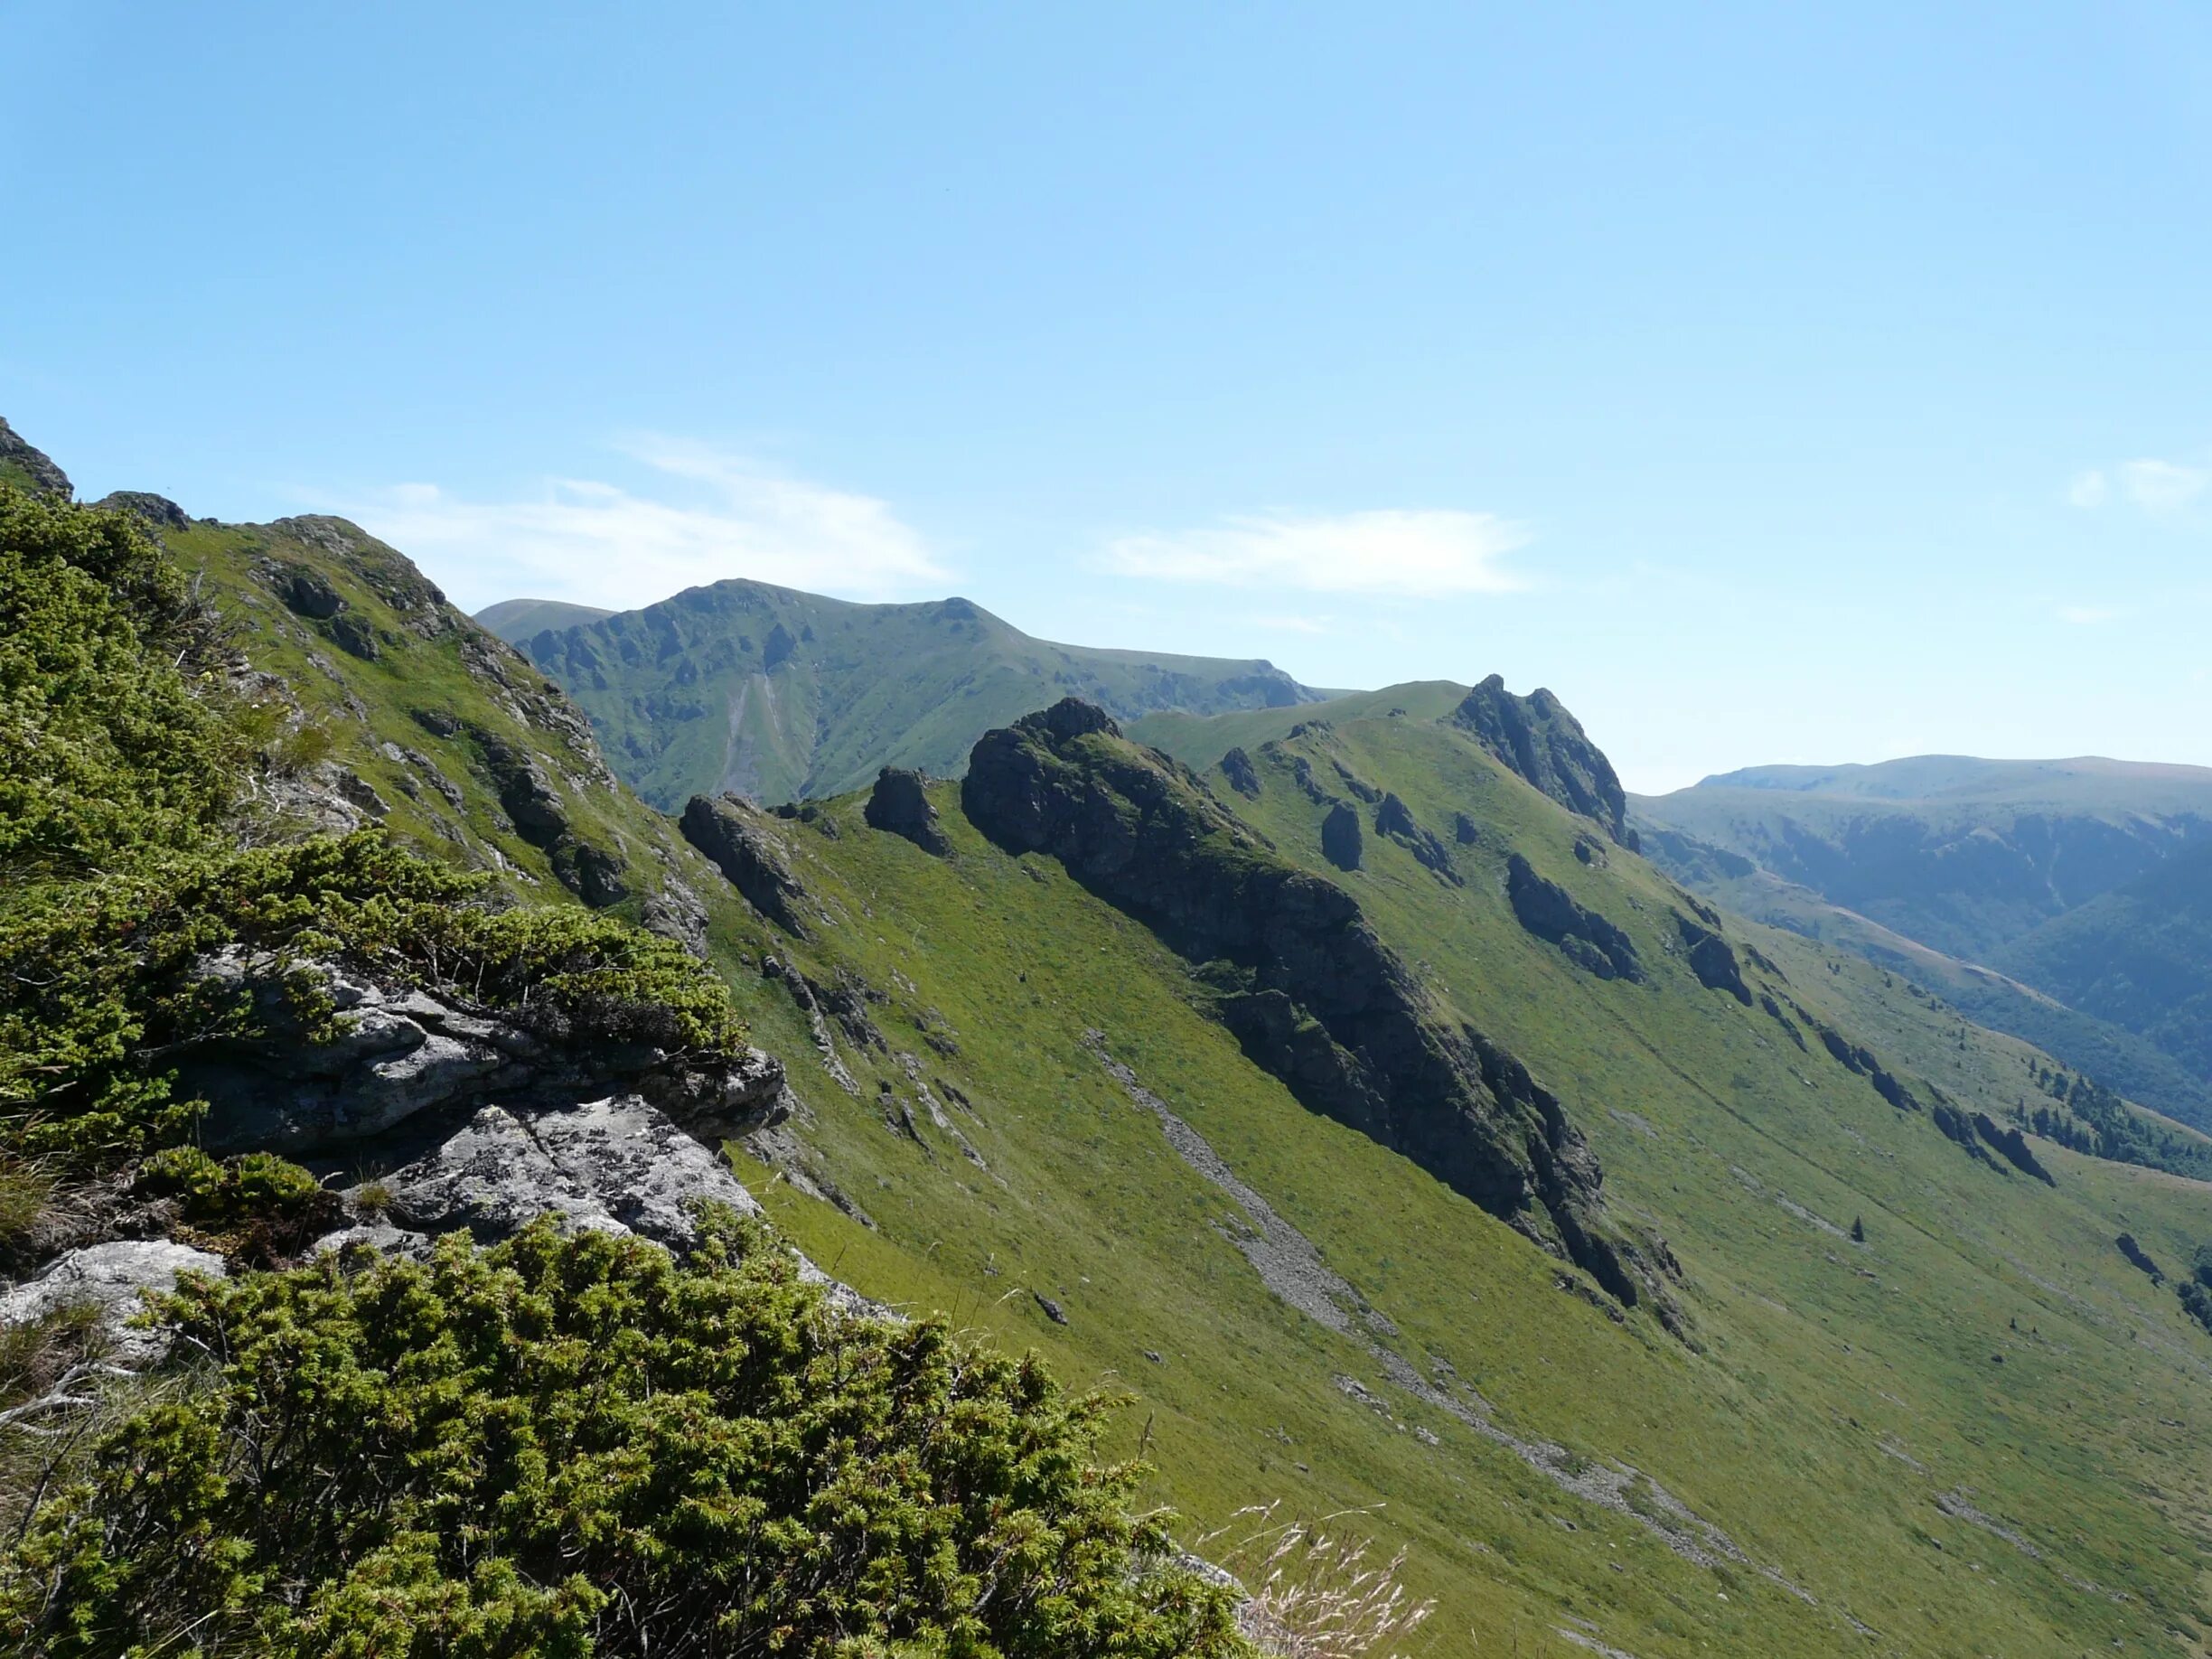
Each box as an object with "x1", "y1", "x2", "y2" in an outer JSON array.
[{"x1": 1200, "y1": 1502, "x2": 1436, "y2": 1659}]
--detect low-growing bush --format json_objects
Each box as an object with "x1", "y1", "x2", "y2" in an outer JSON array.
[
  {"x1": 0, "y1": 1211, "x2": 1251, "y2": 1659},
  {"x1": 1, "y1": 830, "x2": 749, "y2": 1167}
]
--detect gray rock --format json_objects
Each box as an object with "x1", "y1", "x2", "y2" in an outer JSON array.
[
  {"x1": 95, "y1": 491, "x2": 191, "y2": 530},
  {"x1": 641, "y1": 872, "x2": 712, "y2": 957},
  {"x1": 0, "y1": 1241, "x2": 226, "y2": 1364},
  {"x1": 864, "y1": 767, "x2": 951, "y2": 856},
  {"x1": 1218, "y1": 746, "x2": 1261, "y2": 798},
  {"x1": 308, "y1": 1221, "x2": 432, "y2": 1260},
  {"x1": 187, "y1": 951, "x2": 786, "y2": 1156},
  {"x1": 1452, "y1": 675, "x2": 1640, "y2": 849},
  {"x1": 1320, "y1": 801, "x2": 1364, "y2": 871},
  {"x1": 681, "y1": 794, "x2": 814, "y2": 935},
  {"x1": 368, "y1": 1097, "x2": 759, "y2": 1248}
]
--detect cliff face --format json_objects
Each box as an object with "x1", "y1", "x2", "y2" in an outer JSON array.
[
  {"x1": 1452, "y1": 674, "x2": 1638, "y2": 848},
  {"x1": 961, "y1": 698, "x2": 1675, "y2": 1316}
]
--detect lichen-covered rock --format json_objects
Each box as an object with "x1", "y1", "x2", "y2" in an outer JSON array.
[
  {"x1": 641, "y1": 872, "x2": 712, "y2": 957},
  {"x1": 363, "y1": 1095, "x2": 763, "y2": 1250},
  {"x1": 1453, "y1": 674, "x2": 1640, "y2": 848},
  {"x1": 864, "y1": 766, "x2": 951, "y2": 856},
  {"x1": 185, "y1": 952, "x2": 787, "y2": 1155},
  {"x1": 0, "y1": 1241, "x2": 226, "y2": 1364},
  {"x1": 680, "y1": 793, "x2": 814, "y2": 935}
]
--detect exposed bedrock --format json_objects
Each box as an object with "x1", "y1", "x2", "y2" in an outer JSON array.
[
  {"x1": 864, "y1": 766, "x2": 951, "y2": 856},
  {"x1": 1505, "y1": 853, "x2": 1641, "y2": 980},
  {"x1": 961, "y1": 699, "x2": 1677, "y2": 1317}
]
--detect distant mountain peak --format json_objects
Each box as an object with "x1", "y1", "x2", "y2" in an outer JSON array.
[{"x1": 509, "y1": 578, "x2": 1335, "y2": 809}]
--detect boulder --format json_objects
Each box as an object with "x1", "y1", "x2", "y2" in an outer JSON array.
[
  {"x1": 365, "y1": 1094, "x2": 763, "y2": 1250},
  {"x1": 0, "y1": 1241, "x2": 226, "y2": 1364},
  {"x1": 864, "y1": 767, "x2": 951, "y2": 856},
  {"x1": 681, "y1": 793, "x2": 814, "y2": 935}
]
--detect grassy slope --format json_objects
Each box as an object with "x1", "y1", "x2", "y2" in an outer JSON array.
[
  {"x1": 1631, "y1": 772, "x2": 2212, "y2": 964},
  {"x1": 706, "y1": 704, "x2": 2212, "y2": 1659},
  {"x1": 1994, "y1": 839, "x2": 2212, "y2": 1083},
  {"x1": 1635, "y1": 844, "x2": 2212, "y2": 1129},
  {"x1": 517, "y1": 578, "x2": 1332, "y2": 810},
  {"x1": 138, "y1": 520, "x2": 2212, "y2": 1659},
  {"x1": 160, "y1": 515, "x2": 764, "y2": 951}
]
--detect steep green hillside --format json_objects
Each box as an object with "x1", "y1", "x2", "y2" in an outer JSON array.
[
  {"x1": 1635, "y1": 758, "x2": 2212, "y2": 964},
  {"x1": 1635, "y1": 757, "x2": 2212, "y2": 1123},
  {"x1": 510, "y1": 577, "x2": 1333, "y2": 809},
  {"x1": 475, "y1": 595, "x2": 615, "y2": 640},
  {"x1": 1994, "y1": 839, "x2": 2212, "y2": 1087},
  {"x1": 681, "y1": 698, "x2": 2212, "y2": 1658},
  {"x1": 26, "y1": 422, "x2": 2212, "y2": 1654},
  {"x1": 0, "y1": 478, "x2": 1246, "y2": 1657},
  {"x1": 1636, "y1": 825, "x2": 2212, "y2": 1128},
  {"x1": 144, "y1": 510, "x2": 759, "y2": 949}
]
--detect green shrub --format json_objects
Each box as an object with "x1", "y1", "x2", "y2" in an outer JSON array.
[
  {"x1": 0, "y1": 1212, "x2": 1250, "y2": 1659},
  {"x1": 0, "y1": 484, "x2": 240, "y2": 882},
  {"x1": 1, "y1": 830, "x2": 748, "y2": 1167}
]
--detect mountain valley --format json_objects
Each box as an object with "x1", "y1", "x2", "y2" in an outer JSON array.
[{"x1": 7, "y1": 422, "x2": 2212, "y2": 1656}]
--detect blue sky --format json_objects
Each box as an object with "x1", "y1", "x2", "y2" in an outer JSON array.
[{"x1": 6, "y1": 2, "x2": 2211, "y2": 792}]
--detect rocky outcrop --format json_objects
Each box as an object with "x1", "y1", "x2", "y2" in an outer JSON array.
[
  {"x1": 96, "y1": 491, "x2": 191, "y2": 530},
  {"x1": 1973, "y1": 1113, "x2": 2056, "y2": 1185},
  {"x1": 1506, "y1": 854, "x2": 1642, "y2": 980},
  {"x1": 1809, "y1": 1017, "x2": 1919, "y2": 1111},
  {"x1": 864, "y1": 767, "x2": 951, "y2": 856},
  {"x1": 961, "y1": 699, "x2": 1675, "y2": 1317},
  {"x1": 184, "y1": 952, "x2": 789, "y2": 1155},
  {"x1": 0, "y1": 1241, "x2": 226, "y2": 1364},
  {"x1": 1375, "y1": 793, "x2": 1459, "y2": 881},
  {"x1": 274, "y1": 564, "x2": 345, "y2": 620},
  {"x1": 1673, "y1": 914, "x2": 1752, "y2": 1004},
  {"x1": 681, "y1": 793, "x2": 814, "y2": 935},
  {"x1": 1321, "y1": 802, "x2": 1364, "y2": 871},
  {"x1": 641, "y1": 871, "x2": 712, "y2": 957},
  {"x1": 1219, "y1": 746, "x2": 1261, "y2": 798},
  {"x1": 1452, "y1": 675, "x2": 1639, "y2": 848},
  {"x1": 0, "y1": 416, "x2": 72, "y2": 497},
  {"x1": 352, "y1": 1094, "x2": 767, "y2": 1251}
]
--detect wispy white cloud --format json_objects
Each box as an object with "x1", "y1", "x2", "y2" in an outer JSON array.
[
  {"x1": 336, "y1": 439, "x2": 946, "y2": 611},
  {"x1": 1247, "y1": 612, "x2": 1333, "y2": 633},
  {"x1": 1101, "y1": 509, "x2": 1528, "y2": 596},
  {"x1": 2066, "y1": 470, "x2": 2109, "y2": 508},
  {"x1": 2067, "y1": 455, "x2": 2207, "y2": 516},
  {"x1": 2056, "y1": 604, "x2": 2123, "y2": 625},
  {"x1": 2116, "y1": 457, "x2": 2207, "y2": 513}
]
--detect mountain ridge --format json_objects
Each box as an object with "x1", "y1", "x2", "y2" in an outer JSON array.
[{"x1": 507, "y1": 574, "x2": 1337, "y2": 808}]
